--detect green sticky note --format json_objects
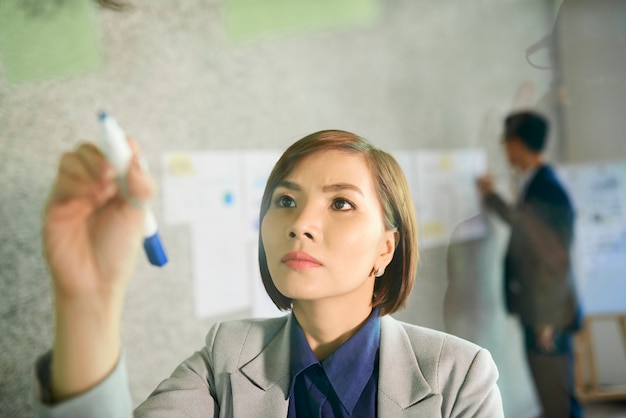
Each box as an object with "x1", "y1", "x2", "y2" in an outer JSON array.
[
  {"x1": 0, "y1": 0, "x2": 102, "y2": 85},
  {"x1": 224, "y1": 0, "x2": 380, "y2": 42}
]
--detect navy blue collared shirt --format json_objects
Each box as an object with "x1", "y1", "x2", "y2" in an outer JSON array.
[{"x1": 287, "y1": 308, "x2": 381, "y2": 418}]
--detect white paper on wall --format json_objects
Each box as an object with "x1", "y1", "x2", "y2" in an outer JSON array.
[
  {"x1": 248, "y1": 241, "x2": 284, "y2": 318},
  {"x1": 162, "y1": 148, "x2": 488, "y2": 318},
  {"x1": 191, "y1": 221, "x2": 250, "y2": 317},
  {"x1": 558, "y1": 161, "x2": 626, "y2": 315},
  {"x1": 414, "y1": 149, "x2": 487, "y2": 248},
  {"x1": 241, "y1": 151, "x2": 284, "y2": 318},
  {"x1": 163, "y1": 150, "x2": 286, "y2": 318},
  {"x1": 161, "y1": 151, "x2": 243, "y2": 225}
]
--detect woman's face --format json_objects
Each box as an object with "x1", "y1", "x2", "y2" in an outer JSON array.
[{"x1": 261, "y1": 149, "x2": 396, "y2": 308}]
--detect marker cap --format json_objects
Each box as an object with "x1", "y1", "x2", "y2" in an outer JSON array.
[{"x1": 144, "y1": 232, "x2": 168, "y2": 267}]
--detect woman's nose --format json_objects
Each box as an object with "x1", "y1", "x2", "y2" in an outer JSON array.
[
  {"x1": 287, "y1": 206, "x2": 319, "y2": 241},
  {"x1": 289, "y1": 230, "x2": 314, "y2": 240}
]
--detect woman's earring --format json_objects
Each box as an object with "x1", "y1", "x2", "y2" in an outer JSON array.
[{"x1": 375, "y1": 267, "x2": 385, "y2": 277}]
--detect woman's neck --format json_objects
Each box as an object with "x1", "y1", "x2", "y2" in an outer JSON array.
[{"x1": 292, "y1": 300, "x2": 373, "y2": 361}]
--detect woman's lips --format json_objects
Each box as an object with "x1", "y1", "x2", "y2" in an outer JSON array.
[{"x1": 281, "y1": 251, "x2": 322, "y2": 269}]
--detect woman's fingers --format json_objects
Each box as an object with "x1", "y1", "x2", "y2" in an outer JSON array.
[
  {"x1": 45, "y1": 138, "x2": 155, "y2": 227},
  {"x1": 125, "y1": 137, "x2": 155, "y2": 204},
  {"x1": 74, "y1": 142, "x2": 116, "y2": 183},
  {"x1": 48, "y1": 145, "x2": 118, "y2": 208},
  {"x1": 49, "y1": 172, "x2": 117, "y2": 212}
]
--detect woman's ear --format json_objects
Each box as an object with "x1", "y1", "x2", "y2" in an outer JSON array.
[{"x1": 378, "y1": 229, "x2": 397, "y2": 267}]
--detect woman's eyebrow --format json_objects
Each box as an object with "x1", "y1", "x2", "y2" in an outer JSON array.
[
  {"x1": 275, "y1": 180, "x2": 300, "y2": 191},
  {"x1": 322, "y1": 183, "x2": 364, "y2": 196},
  {"x1": 275, "y1": 180, "x2": 364, "y2": 196}
]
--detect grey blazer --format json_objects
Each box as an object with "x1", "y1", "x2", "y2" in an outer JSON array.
[{"x1": 36, "y1": 315, "x2": 503, "y2": 417}]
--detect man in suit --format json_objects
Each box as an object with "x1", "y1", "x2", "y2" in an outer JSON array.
[{"x1": 477, "y1": 111, "x2": 583, "y2": 418}]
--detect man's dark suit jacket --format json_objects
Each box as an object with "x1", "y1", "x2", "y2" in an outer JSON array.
[{"x1": 485, "y1": 164, "x2": 581, "y2": 332}]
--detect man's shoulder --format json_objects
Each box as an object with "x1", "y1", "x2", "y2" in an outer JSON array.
[{"x1": 528, "y1": 165, "x2": 571, "y2": 205}]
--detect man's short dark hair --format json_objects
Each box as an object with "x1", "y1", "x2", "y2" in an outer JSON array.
[{"x1": 504, "y1": 111, "x2": 549, "y2": 152}]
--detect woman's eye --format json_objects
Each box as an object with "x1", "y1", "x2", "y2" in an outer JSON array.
[
  {"x1": 275, "y1": 195, "x2": 296, "y2": 208},
  {"x1": 331, "y1": 198, "x2": 354, "y2": 211}
]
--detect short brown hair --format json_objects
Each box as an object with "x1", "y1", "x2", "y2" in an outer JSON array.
[{"x1": 258, "y1": 130, "x2": 418, "y2": 316}]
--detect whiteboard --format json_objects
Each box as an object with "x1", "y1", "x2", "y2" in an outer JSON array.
[
  {"x1": 393, "y1": 149, "x2": 487, "y2": 249},
  {"x1": 161, "y1": 148, "x2": 487, "y2": 318},
  {"x1": 557, "y1": 161, "x2": 626, "y2": 315}
]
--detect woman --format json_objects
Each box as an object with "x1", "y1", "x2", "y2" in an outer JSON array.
[{"x1": 36, "y1": 130, "x2": 503, "y2": 417}]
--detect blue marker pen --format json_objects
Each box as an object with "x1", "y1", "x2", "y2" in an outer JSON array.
[{"x1": 98, "y1": 111, "x2": 168, "y2": 267}]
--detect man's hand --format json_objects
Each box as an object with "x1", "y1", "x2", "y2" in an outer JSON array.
[
  {"x1": 536, "y1": 325, "x2": 556, "y2": 352},
  {"x1": 476, "y1": 173, "x2": 495, "y2": 197}
]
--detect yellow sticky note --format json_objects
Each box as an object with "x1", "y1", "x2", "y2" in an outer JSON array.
[
  {"x1": 167, "y1": 154, "x2": 195, "y2": 176},
  {"x1": 438, "y1": 155, "x2": 453, "y2": 171},
  {"x1": 421, "y1": 222, "x2": 445, "y2": 238}
]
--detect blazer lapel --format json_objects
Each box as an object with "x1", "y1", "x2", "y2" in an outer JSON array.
[
  {"x1": 228, "y1": 314, "x2": 440, "y2": 417},
  {"x1": 232, "y1": 315, "x2": 293, "y2": 418},
  {"x1": 378, "y1": 316, "x2": 438, "y2": 416}
]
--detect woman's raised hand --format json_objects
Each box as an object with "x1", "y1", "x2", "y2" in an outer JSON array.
[{"x1": 43, "y1": 139, "x2": 154, "y2": 401}]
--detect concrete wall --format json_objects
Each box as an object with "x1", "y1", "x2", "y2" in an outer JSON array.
[{"x1": 2, "y1": 0, "x2": 623, "y2": 416}]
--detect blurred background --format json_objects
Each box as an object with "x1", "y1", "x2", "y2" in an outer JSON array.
[{"x1": 1, "y1": 0, "x2": 625, "y2": 416}]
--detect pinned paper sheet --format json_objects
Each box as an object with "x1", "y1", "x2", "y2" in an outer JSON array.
[
  {"x1": 241, "y1": 151, "x2": 282, "y2": 233},
  {"x1": 191, "y1": 222, "x2": 251, "y2": 318},
  {"x1": 162, "y1": 150, "x2": 282, "y2": 318},
  {"x1": 161, "y1": 148, "x2": 487, "y2": 318},
  {"x1": 249, "y1": 241, "x2": 283, "y2": 318},
  {"x1": 223, "y1": 0, "x2": 380, "y2": 42},
  {"x1": 558, "y1": 161, "x2": 626, "y2": 315},
  {"x1": 0, "y1": 0, "x2": 102, "y2": 84},
  {"x1": 414, "y1": 149, "x2": 487, "y2": 248},
  {"x1": 161, "y1": 152, "x2": 243, "y2": 225}
]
